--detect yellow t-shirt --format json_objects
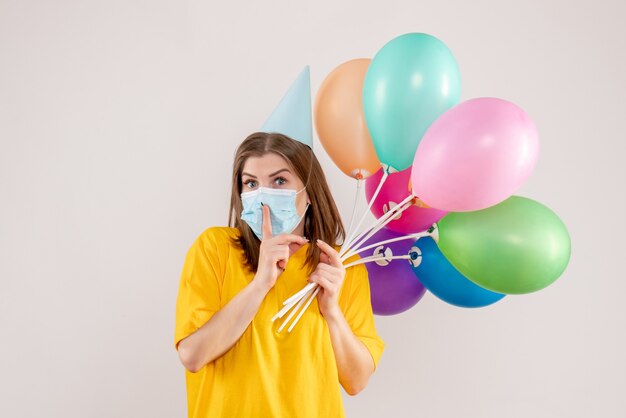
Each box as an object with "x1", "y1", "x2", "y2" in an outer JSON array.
[{"x1": 174, "y1": 226, "x2": 385, "y2": 418}]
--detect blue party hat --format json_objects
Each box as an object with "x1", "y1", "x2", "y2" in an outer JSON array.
[{"x1": 261, "y1": 66, "x2": 313, "y2": 148}]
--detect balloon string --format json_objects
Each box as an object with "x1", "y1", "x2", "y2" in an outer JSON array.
[
  {"x1": 276, "y1": 252, "x2": 414, "y2": 331},
  {"x1": 282, "y1": 282, "x2": 316, "y2": 307},
  {"x1": 344, "y1": 254, "x2": 413, "y2": 269},
  {"x1": 340, "y1": 229, "x2": 431, "y2": 262},
  {"x1": 287, "y1": 286, "x2": 320, "y2": 333},
  {"x1": 340, "y1": 194, "x2": 413, "y2": 258},
  {"x1": 278, "y1": 195, "x2": 409, "y2": 325},
  {"x1": 275, "y1": 192, "x2": 422, "y2": 332},
  {"x1": 341, "y1": 194, "x2": 414, "y2": 259},
  {"x1": 282, "y1": 219, "x2": 421, "y2": 311},
  {"x1": 343, "y1": 178, "x2": 362, "y2": 248},
  {"x1": 276, "y1": 286, "x2": 315, "y2": 332},
  {"x1": 339, "y1": 168, "x2": 390, "y2": 257}
]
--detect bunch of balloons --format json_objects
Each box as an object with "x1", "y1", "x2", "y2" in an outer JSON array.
[{"x1": 314, "y1": 33, "x2": 571, "y2": 315}]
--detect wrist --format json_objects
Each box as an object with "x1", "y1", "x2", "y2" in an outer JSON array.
[
  {"x1": 251, "y1": 275, "x2": 273, "y2": 294},
  {"x1": 321, "y1": 304, "x2": 344, "y2": 323}
]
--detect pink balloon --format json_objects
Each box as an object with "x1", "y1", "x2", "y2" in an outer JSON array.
[
  {"x1": 365, "y1": 167, "x2": 447, "y2": 234},
  {"x1": 412, "y1": 98, "x2": 540, "y2": 212}
]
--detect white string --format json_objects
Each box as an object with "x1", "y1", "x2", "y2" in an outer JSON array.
[
  {"x1": 343, "y1": 178, "x2": 362, "y2": 246},
  {"x1": 343, "y1": 254, "x2": 413, "y2": 269},
  {"x1": 282, "y1": 282, "x2": 317, "y2": 306},
  {"x1": 275, "y1": 188, "x2": 422, "y2": 332},
  {"x1": 341, "y1": 230, "x2": 431, "y2": 261},
  {"x1": 339, "y1": 193, "x2": 413, "y2": 258},
  {"x1": 275, "y1": 223, "x2": 426, "y2": 331},
  {"x1": 277, "y1": 286, "x2": 315, "y2": 332},
  {"x1": 340, "y1": 194, "x2": 414, "y2": 258},
  {"x1": 272, "y1": 289, "x2": 306, "y2": 322},
  {"x1": 339, "y1": 169, "x2": 390, "y2": 256},
  {"x1": 287, "y1": 286, "x2": 321, "y2": 333},
  {"x1": 348, "y1": 195, "x2": 414, "y2": 250}
]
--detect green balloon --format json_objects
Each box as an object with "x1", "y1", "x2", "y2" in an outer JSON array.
[{"x1": 437, "y1": 196, "x2": 571, "y2": 294}]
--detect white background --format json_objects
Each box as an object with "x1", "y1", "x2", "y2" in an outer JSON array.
[{"x1": 1, "y1": 0, "x2": 624, "y2": 417}]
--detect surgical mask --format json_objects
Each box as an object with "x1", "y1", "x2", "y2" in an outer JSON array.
[{"x1": 240, "y1": 186, "x2": 309, "y2": 240}]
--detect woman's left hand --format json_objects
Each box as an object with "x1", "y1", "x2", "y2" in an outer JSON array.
[{"x1": 308, "y1": 239, "x2": 346, "y2": 318}]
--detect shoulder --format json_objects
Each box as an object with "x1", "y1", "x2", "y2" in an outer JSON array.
[
  {"x1": 198, "y1": 226, "x2": 241, "y2": 244},
  {"x1": 189, "y1": 226, "x2": 242, "y2": 257}
]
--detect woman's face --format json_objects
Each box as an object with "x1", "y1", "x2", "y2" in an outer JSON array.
[{"x1": 241, "y1": 152, "x2": 309, "y2": 218}]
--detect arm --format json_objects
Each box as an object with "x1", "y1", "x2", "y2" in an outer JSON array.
[
  {"x1": 324, "y1": 307, "x2": 376, "y2": 395},
  {"x1": 176, "y1": 205, "x2": 308, "y2": 373},
  {"x1": 308, "y1": 240, "x2": 376, "y2": 395},
  {"x1": 177, "y1": 279, "x2": 270, "y2": 372}
]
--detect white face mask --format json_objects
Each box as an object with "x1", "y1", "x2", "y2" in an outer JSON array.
[{"x1": 240, "y1": 186, "x2": 309, "y2": 240}]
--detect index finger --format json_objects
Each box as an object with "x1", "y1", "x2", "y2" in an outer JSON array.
[
  {"x1": 261, "y1": 204, "x2": 272, "y2": 241},
  {"x1": 273, "y1": 234, "x2": 309, "y2": 245},
  {"x1": 315, "y1": 239, "x2": 343, "y2": 268}
]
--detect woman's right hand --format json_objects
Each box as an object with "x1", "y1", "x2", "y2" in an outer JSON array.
[{"x1": 254, "y1": 204, "x2": 308, "y2": 291}]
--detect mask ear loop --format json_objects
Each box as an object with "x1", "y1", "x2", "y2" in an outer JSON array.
[{"x1": 300, "y1": 148, "x2": 314, "y2": 237}]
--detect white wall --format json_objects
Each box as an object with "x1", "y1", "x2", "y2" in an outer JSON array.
[{"x1": 1, "y1": 0, "x2": 624, "y2": 416}]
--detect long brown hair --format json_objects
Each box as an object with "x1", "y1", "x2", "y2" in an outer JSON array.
[{"x1": 228, "y1": 132, "x2": 345, "y2": 275}]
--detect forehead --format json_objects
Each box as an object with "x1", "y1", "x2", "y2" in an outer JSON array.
[{"x1": 242, "y1": 153, "x2": 292, "y2": 176}]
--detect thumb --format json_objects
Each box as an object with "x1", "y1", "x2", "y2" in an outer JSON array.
[{"x1": 288, "y1": 241, "x2": 304, "y2": 256}]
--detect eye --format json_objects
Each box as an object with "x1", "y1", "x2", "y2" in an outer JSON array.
[
  {"x1": 243, "y1": 179, "x2": 258, "y2": 189},
  {"x1": 274, "y1": 176, "x2": 287, "y2": 186}
]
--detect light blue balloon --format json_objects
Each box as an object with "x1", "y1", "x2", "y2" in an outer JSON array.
[
  {"x1": 363, "y1": 33, "x2": 461, "y2": 171},
  {"x1": 410, "y1": 237, "x2": 505, "y2": 308}
]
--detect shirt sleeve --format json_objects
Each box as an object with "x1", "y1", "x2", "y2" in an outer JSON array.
[
  {"x1": 340, "y1": 261, "x2": 385, "y2": 370},
  {"x1": 174, "y1": 228, "x2": 224, "y2": 350}
]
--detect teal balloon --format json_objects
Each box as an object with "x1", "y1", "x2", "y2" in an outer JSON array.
[
  {"x1": 437, "y1": 196, "x2": 571, "y2": 294},
  {"x1": 363, "y1": 33, "x2": 461, "y2": 171}
]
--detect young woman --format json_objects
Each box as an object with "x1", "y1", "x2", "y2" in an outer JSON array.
[{"x1": 174, "y1": 132, "x2": 384, "y2": 417}]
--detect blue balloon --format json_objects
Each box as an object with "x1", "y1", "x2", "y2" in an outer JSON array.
[{"x1": 410, "y1": 237, "x2": 505, "y2": 308}]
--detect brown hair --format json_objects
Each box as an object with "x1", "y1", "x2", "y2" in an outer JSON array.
[{"x1": 228, "y1": 132, "x2": 345, "y2": 275}]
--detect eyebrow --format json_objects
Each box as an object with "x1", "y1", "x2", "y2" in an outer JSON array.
[{"x1": 242, "y1": 168, "x2": 291, "y2": 178}]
